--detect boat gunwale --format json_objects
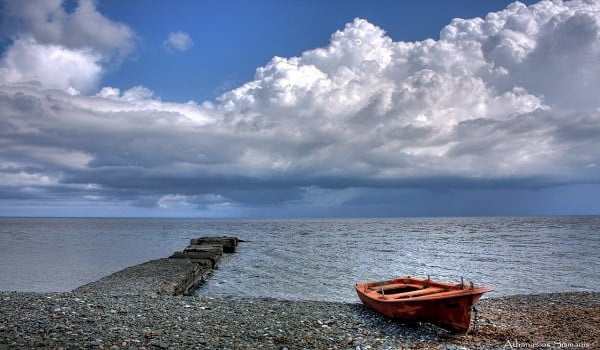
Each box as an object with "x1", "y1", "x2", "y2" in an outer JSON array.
[
  {"x1": 356, "y1": 285, "x2": 494, "y2": 302},
  {"x1": 355, "y1": 276, "x2": 494, "y2": 303},
  {"x1": 361, "y1": 277, "x2": 460, "y2": 289}
]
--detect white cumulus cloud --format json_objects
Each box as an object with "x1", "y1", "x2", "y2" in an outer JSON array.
[
  {"x1": 0, "y1": 0, "x2": 135, "y2": 93},
  {"x1": 163, "y1": 31, "x2": 194, "y2": 52},
  {"x1": 0, "y1": 35, "x2": 103, "y2": 93}
]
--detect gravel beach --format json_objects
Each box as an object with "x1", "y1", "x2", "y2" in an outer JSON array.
[{"x1": 1, "y1": 291, "x2": 597, "y2": 349}]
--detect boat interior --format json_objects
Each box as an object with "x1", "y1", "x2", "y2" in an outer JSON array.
[{"x1": 362, "y1": 277, "x2": 465, "y2": 300}]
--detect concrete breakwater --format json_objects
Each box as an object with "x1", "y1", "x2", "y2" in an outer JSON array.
[{"x1": 74, "y1": 236, "x2": 239, "y2": 296}]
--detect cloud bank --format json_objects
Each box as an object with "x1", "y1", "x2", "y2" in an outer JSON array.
[{"x1": 1, "y1": 0, "x2": 599, "y2": 216}]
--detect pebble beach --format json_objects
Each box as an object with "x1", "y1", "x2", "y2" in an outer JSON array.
[{"x1": 1, "y1": 291, "x2": 597, "y2": 349}]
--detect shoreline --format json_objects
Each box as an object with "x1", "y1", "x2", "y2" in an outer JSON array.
[{"x1": 1, "y1": 291, "x2": 597, "y2": 349}]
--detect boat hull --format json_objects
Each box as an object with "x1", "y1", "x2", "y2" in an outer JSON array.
[{"x1": 355, "y1": 277, "x2": 493, "y2": 333}]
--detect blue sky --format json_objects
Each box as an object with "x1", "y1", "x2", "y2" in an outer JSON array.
[{"x1": 0, "y1": 0, "x2": 599, "y2": 217}]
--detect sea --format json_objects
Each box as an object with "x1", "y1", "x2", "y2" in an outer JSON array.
[{"x1": 0, "y1": 216, "x2": 598, "y2": 302}]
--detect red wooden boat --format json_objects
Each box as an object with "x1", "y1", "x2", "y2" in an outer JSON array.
[{"x1": 355, "y1": 276, "x2": 494, "y2": 333}]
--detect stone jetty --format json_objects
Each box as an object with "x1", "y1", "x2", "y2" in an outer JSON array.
[{"x1": 74, "y1": 236, "x2": 239, "y2": 296}]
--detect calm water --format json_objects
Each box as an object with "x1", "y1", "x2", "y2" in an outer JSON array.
[{"x1": 1, "y1": 216, "x2": 598, "y2": 302}]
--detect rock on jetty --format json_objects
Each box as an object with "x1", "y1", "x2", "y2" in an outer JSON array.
[{"x1": 74, "y1": 236, "x2": 239, "y2": 296}]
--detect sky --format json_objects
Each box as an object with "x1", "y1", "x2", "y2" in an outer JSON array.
[{"x1": 0, "y1": 0, "x2": 599, "y2": 218}]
